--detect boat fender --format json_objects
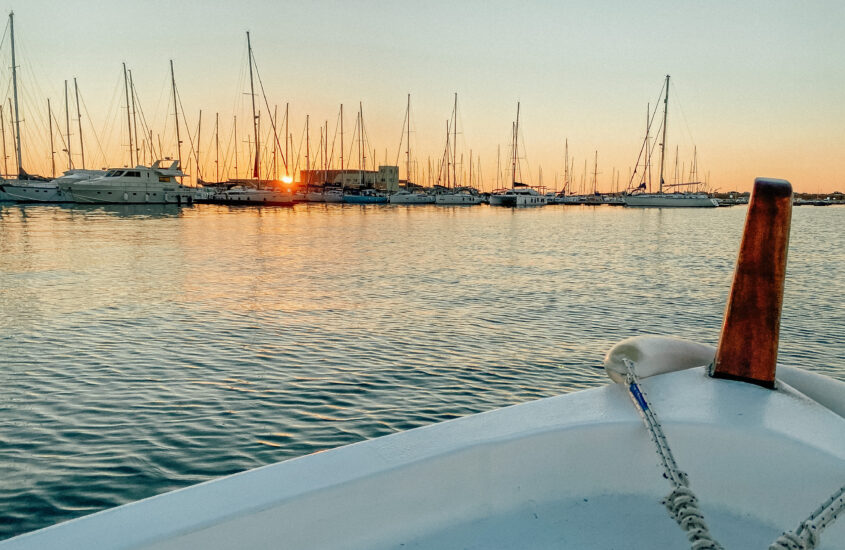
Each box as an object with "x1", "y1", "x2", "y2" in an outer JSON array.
[
  {"x1": 123, "y1": 192, "x2": 128, "y2": 201},
  {"x1": 777, "y1": 365, "x2": 845, "y2": 419},
  {"x1": 604, "y1": 335, "x2": 715, "y2": 384}
]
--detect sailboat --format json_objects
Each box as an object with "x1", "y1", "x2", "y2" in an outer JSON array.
[
  {"x1": 0, "y1": 12, "x2": 74, "y2": 203},
  {"x1": 489, "y1": 102, "x2": 547, "y2": 207},
  {"x1": 623, "y1": 75, "x2": 718, "y2": 208},
  {"x1": 435, "y1": 93, "x2": 483, "y2": 206},
  {"x1": 212, "y1": 32, "x2": 294, "y2": 207},
  {"x1": 389, "y1": 94, "x2": 434, "y2": 204},
  {"x1": 5, "y1": 178, "x2": 844, "y2": 549}
]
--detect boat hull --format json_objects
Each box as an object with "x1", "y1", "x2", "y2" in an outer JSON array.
[
  {"x1": 623, "y1": 193, "x2": 719, "y2": 207},
  {"x1": 0, "y1": 182, "x2": 73, "y2": 203},
  {"x1": 342, "y1": 195, "x2": 388, "y2": 204},
  {"x1": 388, "y1": 193, "x2": 435, "y2": 204},
  {"x1": 6, "y1": 356, "x2": 843, "y2": 549},
  {"x1": 435, "y1": 194, "x2": 483, "y2": 205},
  {"x1": 212, "y1": 189, "x2": 295, "y2": 206}
]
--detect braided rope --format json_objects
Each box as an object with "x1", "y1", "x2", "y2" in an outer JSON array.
[
  {"x1": 769, "y1": 484, "x2": 845, "y2": 550},
  {"x1": 623, "y1": 358, "x2": 725, "y2": 550}
]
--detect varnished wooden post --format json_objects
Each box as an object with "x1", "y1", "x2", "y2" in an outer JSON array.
[{"x1": 711, "y1": 178, "x2": 793, "y2": 388}]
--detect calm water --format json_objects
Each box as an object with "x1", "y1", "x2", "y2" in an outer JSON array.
[{"x1": 1, "y1": 202, "x2": 843, "y2": 540}]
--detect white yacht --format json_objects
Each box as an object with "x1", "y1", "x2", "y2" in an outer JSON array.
[
  {"x1": 4, "y1": 179, "x2": 844, "y2": 550},
  {"x1": 61, "y1": 161, "x2": 197, "y2": 204},
  {"x1": 488, "y1": 186, "x2": 547, "y2": 207},
  {"x1": 323, "y1": 186, "x2": 344, "y2": 203},
  {"x1": 389, "y1": 188, "x2": 435, "y2": 204},
  {"x1": 434, "y1": 186, "x2": 483, "y2": 205}
]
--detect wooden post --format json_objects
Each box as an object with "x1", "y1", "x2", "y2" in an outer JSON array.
[{"x1": 711, "y1": 178, "x2": 793, "y2": 388}]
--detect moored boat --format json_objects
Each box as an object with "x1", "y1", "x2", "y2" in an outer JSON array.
[
  {"x1": 60, "y1": 161, "x2": 198, "y2": 205},
  {"x1": 389, "y1": 189, "x2": 435, "y2": 204},
  {"x1": 343, "y1": 187, "x2": 388, "y2": 204},
  {"x1": 434, "y1": 186, "x2": 483, "y2": 205}
]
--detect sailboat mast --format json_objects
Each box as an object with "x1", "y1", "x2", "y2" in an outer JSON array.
[
  {"x1": 593, "y1": 150, "x2": 598, "y2": 193},
  {"x1": 564, "y1": 138, "x2": 569, "y2": 190},
  {"x1": 512, "y1": 102, "x2": 520, "y2": 186},
  {"x1": 129, "y1": 70, "x2": 140, "y2": 167},
  {"x1": 1, "y1": 105, "x2": 7, "y2": 177},
  {"x1": 74, "y1": 78, "x2": 85, "y2": 169},
  {"x1": 170, "y1": 60, "x2": 181, "y2": 168},
  {"x1": 658, "y1": 74, "x2": 670, "y2": 194},
  {"x1": 215, "y1": 112, "x2": 219, "y2": 183},
  {"x1": 10, "y1": 12, "x2": 23, "y2": 177},
  {"x1": 406, "y1": 93, "x2": 411, "y2": 185},
  {"x1": 233, "y1": 115, "x2": 238, "y2": 179},
  {"x1": 48, "y1": 98, "x2": 55, "y2": 178},
  {"x1": 122, "y1": 63, "x2": 134, "y2": 166},
  {"x1": 452, "y1": 93, "x2": 457, "y2": 188},
  {"x1": 246, "y1": 32, "x2": 259, "y2": 183},
  {"x1": 339, "y1": 103, "x2": 343, "y2": 173},
  {"x1": 285, "y1": 103, "x2": 289, "y2": 177},
  {"x1": 306, "y1": 114, "x2": 310, "y2": 176},
  {"x1": 64, "y1": 80, "x2": 72, "y2": 170},
  {"x1": 196, "y1": 110, "x2": 202, "y2": 184}
]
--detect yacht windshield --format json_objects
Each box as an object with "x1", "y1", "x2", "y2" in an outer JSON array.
[{"x1": 106, "y1": 171, "x2": 126, "y2": 178}]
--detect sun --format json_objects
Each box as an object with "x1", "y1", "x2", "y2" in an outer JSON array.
[{"x1": 281, "y1": 176, "x2": 293, "y2": 184}]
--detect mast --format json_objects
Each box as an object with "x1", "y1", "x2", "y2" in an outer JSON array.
[
  {"x1": 64, "y1": 80, "x2": 72, "y2": 170},
  {"x1": 512, "y1": 102, "x2": 520, "y2": 186},
  {"x1": 215, "y1": 112, "x2": 219, "y2": 183},
  {"x1": 285, "y1": 103, "x2": 289, "y2": 178},
  {"x1": 10, "y1": 12, "x2": 23, "y2": 177},
  {"x1": 169, "y1": 60, "x2": 182, "y2": 169},
  {"x1": 306, "y1": 114, "x2": 310, "y2": 178},
  {"x1": 233, "y1": 115, "x2": 238, "y2": 179},
  {"x1": 1, "y1": 104, "x2": 7, "y2": 176},
  {"x1": 122, "y1": 63, "x2": 134, "y2": 166},
  {"x1": 324, "y1": 119, "x2": 328, "y2": 182},
  {"x1": 358, "y1": 102, "x2": 364, "y2": 185},
  {"x1": 564, "y1": 139, "x2": 569, "y2": 191},
  {"x1": 593, "y1": 150, "x2": 598, "y2": 193},
  {"x1": 339, "y1": 104, "x2": 343, "y2": 173},
  {"x1": 452, "y1": 93, "x2": 457, "y2": 188},
  {"x1": 74, "y1": 78, "x2": 85, "y2": 169},
  {"x1": 272, "y1": 105, "x2": 278, "y2": 180},
  {"x1": 406, "y1": 93, "x2": 411, "y2": 185},
  {"x1": 658, "y1": 74, "x2": 670, "y2": 194},
  {"x1": 196, "y1": 110, "x2": 202, "y2": 184},
  {"x1": 246, "y1": 32, "x2": 260, "y2": 183},
  {"x1": 47, "y1": 98, "x2": 55, "y2": 178},
  {"x1": 496, "y1": 144, "x2": 501, "y2": 188},
  {"x1": 129, "y1": 70, "x2": 140, "y2": 167}
]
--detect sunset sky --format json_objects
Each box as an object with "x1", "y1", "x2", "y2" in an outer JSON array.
[{"x1": 2, "y1": 0, "x2": 843, "y2": 193}]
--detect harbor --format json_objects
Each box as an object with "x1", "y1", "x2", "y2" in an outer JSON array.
[{"x1": 1, "y1": 1, "x2": 844, "y2": 548}]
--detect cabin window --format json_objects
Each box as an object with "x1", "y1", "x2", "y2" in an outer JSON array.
[
  {"x1": 126, "y1": 171, "x2": 141, "y2": 177},
  {"x1": 159, "y1": 176, "x2": 171, "y2": 183},
  {"x1": 106, "y1": 171, "x2": 125, "y2": 178}
]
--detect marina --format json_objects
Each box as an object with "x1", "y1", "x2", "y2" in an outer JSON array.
[{"x1": 0, "y1": 1, "x2": 843, "y2": 548}]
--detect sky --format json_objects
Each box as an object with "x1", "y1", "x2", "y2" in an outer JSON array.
[{"x1": 1, "y1": 0, "x2": 843, "y2": 193}]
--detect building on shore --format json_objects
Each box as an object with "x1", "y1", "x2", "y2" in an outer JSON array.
[{"x1": 299, "y1": 166, "x2": 399, "y2": 192}]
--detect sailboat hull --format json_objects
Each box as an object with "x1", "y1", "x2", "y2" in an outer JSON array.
[{"x1": 623, "y1": 193, "x2": 719, "y2": 207}]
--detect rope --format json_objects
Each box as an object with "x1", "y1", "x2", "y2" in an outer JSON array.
[
  {"x1": 623, "y1": 358, "x2": 725, "y2": 550},
  {"x1": 623, "y1": 358, "x2": 845, "y2": 550},
  {"x1": 769, "y1": 484, "x2": 845, "y2": 550}
]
